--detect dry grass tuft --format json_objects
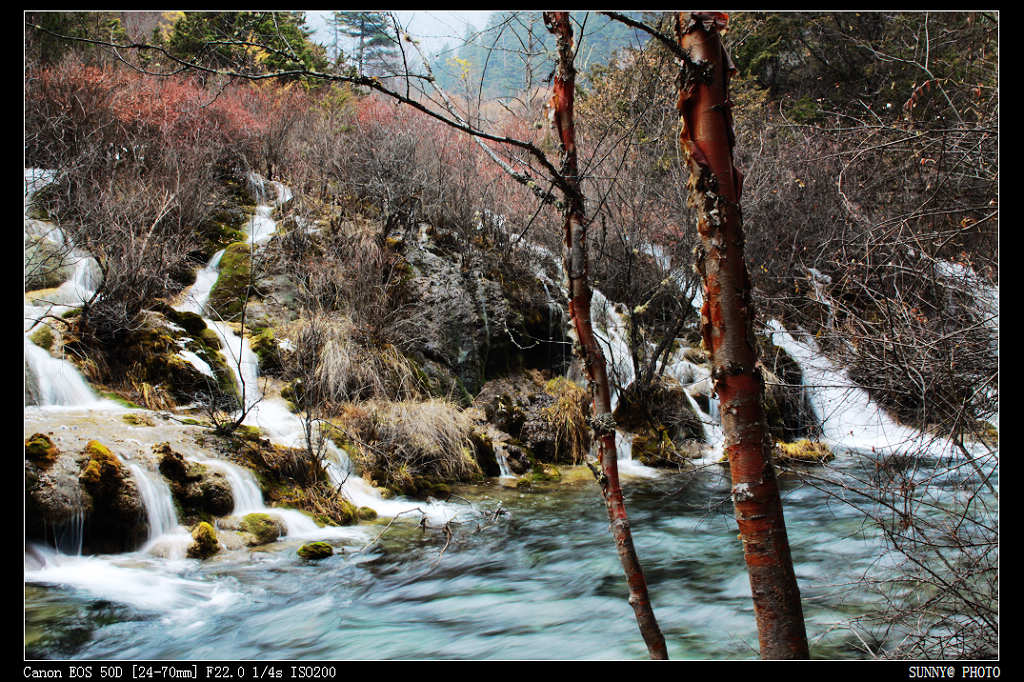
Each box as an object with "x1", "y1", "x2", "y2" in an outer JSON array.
[
  {"x1": 541, "y1": 376, "x2": 591, "y2": 464},
  {"x1": 329, "y1": 398, "x2": 481, "y2": 496}
]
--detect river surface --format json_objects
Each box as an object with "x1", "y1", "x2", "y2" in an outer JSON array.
[{"x1": 25, "y1": 454, "x2": 943, "y2": 661}]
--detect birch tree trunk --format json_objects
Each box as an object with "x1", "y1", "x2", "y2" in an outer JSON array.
[
  {"x1": 543, "y1": 11, "x2": 668, "y2": 661},
  {"x1": 674, "y1": 11, "x2": 809, "y2": 659}
]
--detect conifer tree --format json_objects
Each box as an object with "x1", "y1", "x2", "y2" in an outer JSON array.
[{"x1": 329, "y1": 11, "x2": 397, "y2": 77}]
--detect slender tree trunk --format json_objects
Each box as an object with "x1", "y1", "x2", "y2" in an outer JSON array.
[
  {"x1": 544, "y1": 11, "x2": 668, "y2": 661},
  {"x1": 674, "y1": 12, "x2": 809, "y2": 659}
]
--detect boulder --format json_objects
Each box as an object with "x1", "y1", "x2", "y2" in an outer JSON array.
[
  {"x1": 240, "y1": 512, "x2": 284, "y2": 545},
  {"x1": 297, "y1": 541, "x2": 333, "y2": 560},
  {"x1": 613, "y1": 376, "x2": 705, "y2": 468},
  {"x1": 187, "y1": 521, "x2": 220, "y2": 559},
  {"x1": 77, "y1": 440, "x2": 149, "y2": 553},
  {"x1": 473, "y1": 370, "x2": 591, "y2": 465},
  {"x1": 155, "y1": 443, "x2": 234, "y2": 520},
  {"x1": 25, "y1": 439, "x2": 90, "y2": 553}
]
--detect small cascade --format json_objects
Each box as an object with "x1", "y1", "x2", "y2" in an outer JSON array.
[
  {"x1": 24, "y1": 168, "x2": 119, "y2": 410},
  {"x1": 766, "y1": 318, "x2": 966, "y2": 457},
  {"x1": 176, "y1": 249, "x2": 224, "y2": 315},
  {"x1": 493, "y1": 442, "x2": 514, "y2": 479},
  {"x1": 127, "y1": 463, "x2": 192, "y2": 558},
  {"x1": 195, "y1": 457, "x2": 364, "y2": 540},
  {"x1": 127, "y1": 464, "x2": 183, "y2": 542},
  {"x1": 45, "y1": 509, "x2": 85, "y2": 557},
  {"x1": 24, "y1": 338, "x2": 113, "y2": 409}
]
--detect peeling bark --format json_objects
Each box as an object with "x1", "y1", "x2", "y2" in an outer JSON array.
[
  {"x1": 675, "y1": 11, "x2": 809, "y2": 659},
  {"x1": 544, "y1": 11, "x2": 668, "y2": 661}
]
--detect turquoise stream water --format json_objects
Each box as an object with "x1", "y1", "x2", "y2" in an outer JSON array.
[{"x1": 26, "y1": 454, "x2": 953, "y2": 661}]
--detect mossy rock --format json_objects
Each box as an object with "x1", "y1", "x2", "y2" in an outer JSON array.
[
  {"x1": 297, "y1": 541, "x2": 333, "y2": 560},
  {"x1": 774, "y1": 439, "x2": 834, "y2": 464},
  {"x1": 154, "y1": 304, "x2": 209, "y2": 338},
  {"x1": 122, "y1": 413, "x2": 156, "y2": 427},
  {"x1": 357, "y1": 506, "x2": 377, "y2": 521},
  {"x1": 29, "y1": 325, "x2": 54, "y2": 351},
  {"x1": 250, "y1": 328, "x2": 282, "y2": 376},
  {"x1": 234, "y1": 424, "x2": 263, "y2": 442},
  {"x1": 187, "y1": 521, "x2": 220, "y2": 559},
  {"x1": 530, "y1": 463, "x2": 561, "y2": 482},
  {"x1": 240, "y1": 513, "x2": 284, "y2": 545},
  {"x1": 207, "y1": 241, "x2": 253, "y2": 321},
  {"x1": 25, "y1": 433, "x2": 59, "y2": 468},
  {"x1": 79, "y1": 440, "x2": 122, "y2": 488}
]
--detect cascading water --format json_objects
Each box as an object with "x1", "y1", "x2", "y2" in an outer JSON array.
[
  {"x1": 24, "y1": 170, "x2": 120, "y2": 410},
  {"x1": 191, "y1": 456, "x2": 364, "y2": 541},
  {"x1": 24, "y1": 177, "x2": 998, "y2": 661},
  {"x1": 174, "y1": 173, "x2": 462, "y2": 525},
  {"x1": 766, "y1": 318, "x2": 972, "y2": 458},
  {"x1": 126, "y1": 463, "x2": 193, "y2": 558}
]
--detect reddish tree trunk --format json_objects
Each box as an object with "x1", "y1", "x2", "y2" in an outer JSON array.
[
  {"x1": 544, "y1": 11, "x2": 668, "y2": 661},
  {"x1": 674, "y1": 11, "x2": 809, "y2": 659}
]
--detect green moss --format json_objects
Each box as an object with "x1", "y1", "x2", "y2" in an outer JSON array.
[
  {"x1": 207, "y1": 241, "x2": 253, "y2": 321},
  {"x1": 297, "y1": 541, "x2": 333, "y2": 560},
  {"x1": 234, "y1": 425, "x2": 263, "y2": 442},
  {"x1": 79, "y1": 440, "x2": 121, "y2": 487},
  {"x1": 250, "y1": 328, "x2": 282, "y2": 375},
  {"x1": 29, "y1": 325, "x2": 54, "y2": 351},
  {"x1": 530, "y1": 463, "x2": 561, "y2": 482},
  {"x1": 159, "y1": 306, "x2": 209, "y2": 337},
  {"x1": 25, "y1": 433, "x2": 59, "y2": 468},
  {"x1": 240, "y1": 513, "x2": 283, "y2": 545},
  {"x1": 122, "y1": 413, "x2": 156, "y2": 427},
  {"x1": 187, "y1": 521, "x2": 220, "y2": 559},
  {"x1": 357, "y1": 506, "x2": 378, "y2": 521},
  {"x1": 99, "y1": 391, "x2": 142, "y2": 409}
]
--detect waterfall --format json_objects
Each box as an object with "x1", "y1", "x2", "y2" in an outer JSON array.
[
  {"x1": 493, "y1": 442, "x2": 514, "y2": 478},
  {"x1": 176, "y1": 249, "x2": 224, "y2": 315},
  {"x1": 765, "y1": 319, "x2": 970, "y2": 457},
  {"x1": 171, "y1": 180, "x2": 462, "y2": 526},
  {"x1": 24, "y1": 169, "x2": 119, "y2": 410},
  {"x1": 193, "y1": 456, "x2": 364, "y2": 540},
  {"x1": 126, "y1": 463, "x2": 192, "y2": 558}
]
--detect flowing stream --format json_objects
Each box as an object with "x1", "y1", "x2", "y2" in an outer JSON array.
[
  {"x1": 25, "y1": 170, "x2": 997, "y2": 660},
  {"x1": 26, "y1": 456, "x2": 960, "y2": 660}
]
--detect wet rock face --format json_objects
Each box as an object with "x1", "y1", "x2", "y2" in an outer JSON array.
[
  {"x1": 402, "y1": 231, "x2": 569, "y2": 396},
  {"x1": 758, "y1": 336, "x2": 820, "y2": 442},
  {"x1": 26, "y1": 438, "x2": 91, "y2": 553},
  {"x1": 76, "y1": 441, "x2": 149, "y2": 554},
  {"x1": 473, "y1": 370, "x2": 591, "y2": 466},
  {"x1": 156, "y1": 443, "x2": 234, "y2": 520}
]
